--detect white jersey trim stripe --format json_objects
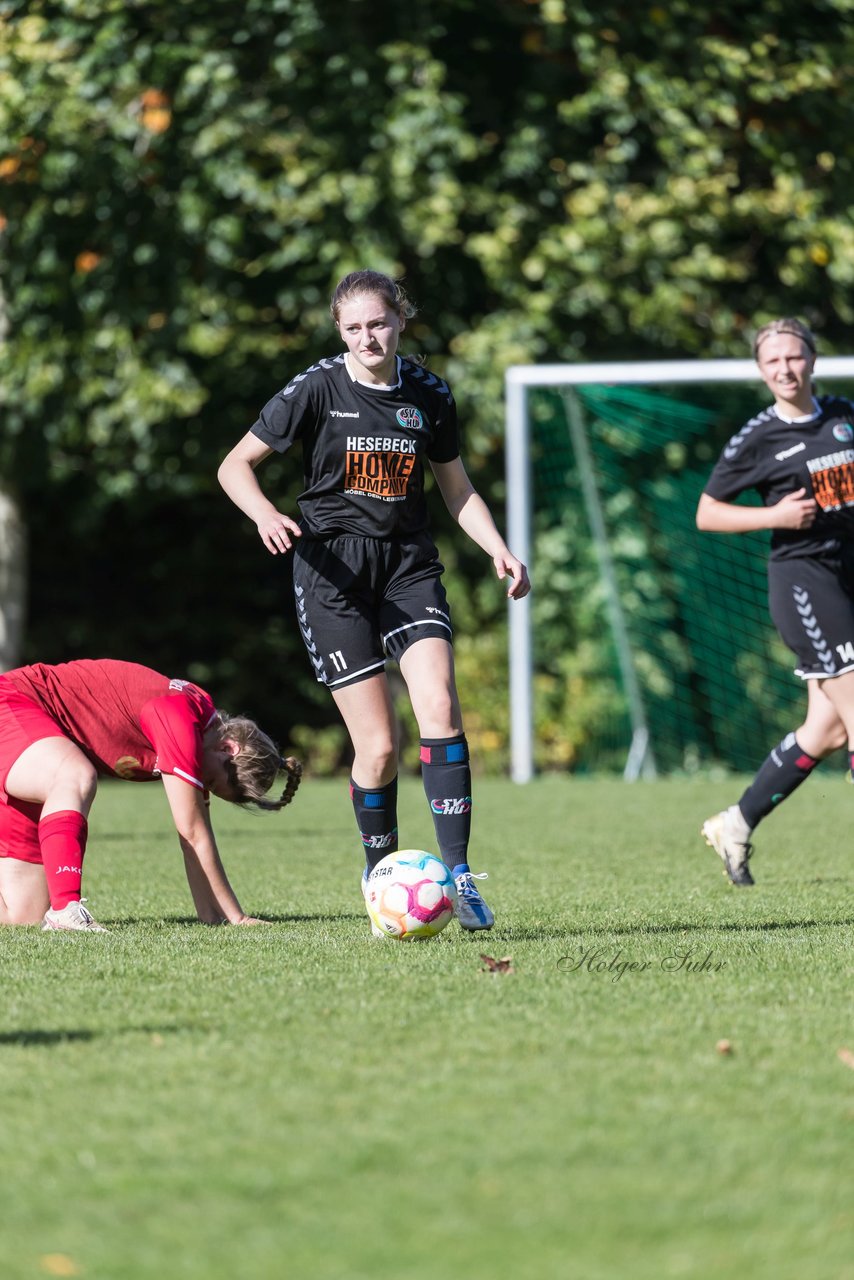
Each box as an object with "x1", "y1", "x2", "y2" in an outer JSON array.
[{"x1": 173, "y1": 766, "x2": 205, "y2": 790}]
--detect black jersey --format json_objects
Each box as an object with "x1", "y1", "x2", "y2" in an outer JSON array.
[
  {"x1": 250, "y1": 353, "x2": 460, "y2": 539},
  {"x1": 703, "y1": 394, "x2": 854, "y2": 561}
]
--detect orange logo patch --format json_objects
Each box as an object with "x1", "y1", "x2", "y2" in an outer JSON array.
[
  {"x1": 344, "y1": 450, "x2": 415, "y2": 498},
  {"x1": 811, "y1": 462, "x2": 854, "y2": 511},
  {"x1": 114, "y1": 756, "x2": 142, "y2": 778}
]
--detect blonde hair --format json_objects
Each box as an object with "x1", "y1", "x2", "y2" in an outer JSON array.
[
  {"x1": 753, "y1": 317, "x2": 817, "y2": 360},
  {"x1": 330, "y1": 270, "x2": 417, "y2": 324},
  {"x1": 211, "y1": 713, "x2": 302, "y2": 812}
]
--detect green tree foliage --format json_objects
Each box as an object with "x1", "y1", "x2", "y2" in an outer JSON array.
[{"x1": 1, "y1": 0, "x2": 853, "y2": 769}]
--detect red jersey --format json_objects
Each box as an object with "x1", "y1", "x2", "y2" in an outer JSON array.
[{"x1": 0, "y1": 659, "x2": 217, "y2": 789}]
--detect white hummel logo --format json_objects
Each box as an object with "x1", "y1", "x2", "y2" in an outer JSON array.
[{"x1": 775, "y1": 442, "x2": 806, "y2": 460}]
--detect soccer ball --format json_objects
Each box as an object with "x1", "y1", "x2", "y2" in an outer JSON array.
[{"x1": 365, "y1": 851, "x2": 457, "y2": 941}]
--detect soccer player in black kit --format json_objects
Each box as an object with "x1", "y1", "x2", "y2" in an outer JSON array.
[
  {"x1": 218, "y1": 270, "x2": 530, "y2": 932},
  {"x1": 697, "y1": 318, "x2": 854, "y2": 885}
]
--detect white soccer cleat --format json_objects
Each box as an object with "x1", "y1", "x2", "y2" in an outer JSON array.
[
  {"x1": 42, "y1": 899, "x2": 109, "y2": 932},
  {"x1": 360, "y1": 869, "x2": 386, "y2": 939},
  {"x1": 701, "y1": 809, "x2": 755, "y2": 887}
]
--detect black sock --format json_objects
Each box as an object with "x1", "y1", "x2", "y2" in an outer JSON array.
[
  {"x1": 420, "y1": 735, "x2": 472, "y2": 872},
  {"x1": 350, "y1": 777, "x2": 398, "y2": 871},
  {"x1": 738, "y1": 733, "x2": 819, "y2": 829}
]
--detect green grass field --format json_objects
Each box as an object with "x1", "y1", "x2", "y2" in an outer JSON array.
[{"x1": 1, "y1": 774, "x2": 852, "y2": 1280}]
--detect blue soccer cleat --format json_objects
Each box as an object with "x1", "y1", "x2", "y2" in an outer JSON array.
[{"x1": 453, "y1": 866, "x2": 494, "y2": 931}]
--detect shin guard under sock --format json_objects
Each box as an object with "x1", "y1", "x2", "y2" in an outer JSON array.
[
  {"x1": 420, "y1": 735, "x2": 472, "y2": 871},
  {"x1": 38, "y1": 810, "x2": 89, "y2": 910},
  {"x1": 738, "y1": 733, "x2": 819, "y2": 830},
  {"x1": 350, "y1": 777, "x2": 398, "y2": 871}
]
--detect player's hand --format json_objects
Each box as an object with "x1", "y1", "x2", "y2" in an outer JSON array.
[
  {"x1": 494, "y1": 554, "x2": 531, "y2": 600},
  {"x1": 773, "y1": 488, "x2": 818, "y2": 529},
  {"x1": 199, "y1": 914, "x2": 268, "y2": 926},
  {"x1": 257, "y1": 512, "x2": 302, "y2": 555}
]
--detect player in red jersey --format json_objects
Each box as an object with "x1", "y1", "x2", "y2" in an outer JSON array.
[
  {"x1": 697, "y1": 318, "x2": 854, "y2": 884},
  {"x1": 218, "y1": 270, "x2": 530, "y2": 934},
  {"x1": 0, "y1": 659, "x2": 302, "y2": 930}
]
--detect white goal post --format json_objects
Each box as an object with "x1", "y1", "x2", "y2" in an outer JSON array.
[{"x1": 504, "y1": 356, "x2": 854, "y2": 784}]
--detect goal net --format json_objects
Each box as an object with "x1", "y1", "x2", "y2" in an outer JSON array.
[{"x1": 504, "y1": 358, "x2": 854, "y2": 782}]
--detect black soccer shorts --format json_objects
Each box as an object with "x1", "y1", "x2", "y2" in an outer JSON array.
[
  {"x1": 768, "y1": 551, "x2": 854, "y2": 679},
  {"x1": 291, "y1": 532, "x2": 453, "y2": 689}
]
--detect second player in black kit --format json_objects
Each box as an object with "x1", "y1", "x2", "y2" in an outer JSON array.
[
  {"x1": 218, "y1": 270, "x2": 530, "y2": 932},
  {"x1": 698, "y1": 317, "x2": 854, "y2": 885}
]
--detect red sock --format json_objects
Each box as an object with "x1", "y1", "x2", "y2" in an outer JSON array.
[{"x1": 38, "y1": 810, "x2": 88, "y2": 910}]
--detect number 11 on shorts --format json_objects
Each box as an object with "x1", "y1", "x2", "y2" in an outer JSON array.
[{"x1": 329, "y1": 650, "x2": 348, "y2": 673}]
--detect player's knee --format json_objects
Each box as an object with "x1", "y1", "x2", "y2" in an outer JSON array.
[
  {"x1": 799, "y1": 718, "x2": 848, "y2": 757},
  {"x1": 355, "y1": 735, "x2": 398, "y2": 780},
  {"x1": 2, "y1": 903, "x2": 46, "y2": 926},
  {"x1": 56, "y1": 756, "x2": 98, "y2": 804},
  {"x1": 74, "y1": 759, "x2": 98, "y2": 799},
  {"x1": 0, "y1": 885, "x2": 47, "y2": 926},
  {"x1": 413, "y1": 690, "x2": 461, "y2": 739},
  {"x1": 825, "y1": 721, "x2": 849, "y2": 753},
  {"x1": 373, "y1": 741, "x2": 399, "y2": 777}
]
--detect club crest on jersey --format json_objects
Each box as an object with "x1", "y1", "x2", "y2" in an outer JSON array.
[
  {"x1": 396, "y1": 406, "x2": 423, "y2": 431},
  {"x1": 833, "y1": 422, "x2": 854, "y2": 443},
  {"x1": 114, "y1": 755, "x2": 142, "y2": 778}
]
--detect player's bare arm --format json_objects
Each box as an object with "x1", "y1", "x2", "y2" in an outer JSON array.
[
  {"x1": 218, "y1": 431, "x2": 302, "y2": 555},
  {"x1": 430, "y1": 457, "x2": 531, "y2": 599},
  {"x1": 696, "y1": 489, "x2": 818, "y2": 534},
  {"x1": 161, "y1": 772, "x2": 260, "y2": 925}
]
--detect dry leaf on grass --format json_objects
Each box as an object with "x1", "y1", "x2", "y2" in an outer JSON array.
[
  {"x1": 39, "y1": 1256, "x2": 80, "y2": 1277},
  {"x1": 837, "y1": 1047, "x2": 854, "y2": 1070},
  {"x1": 481, "y1": 954, "x2": 514, "y2": 974}
]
